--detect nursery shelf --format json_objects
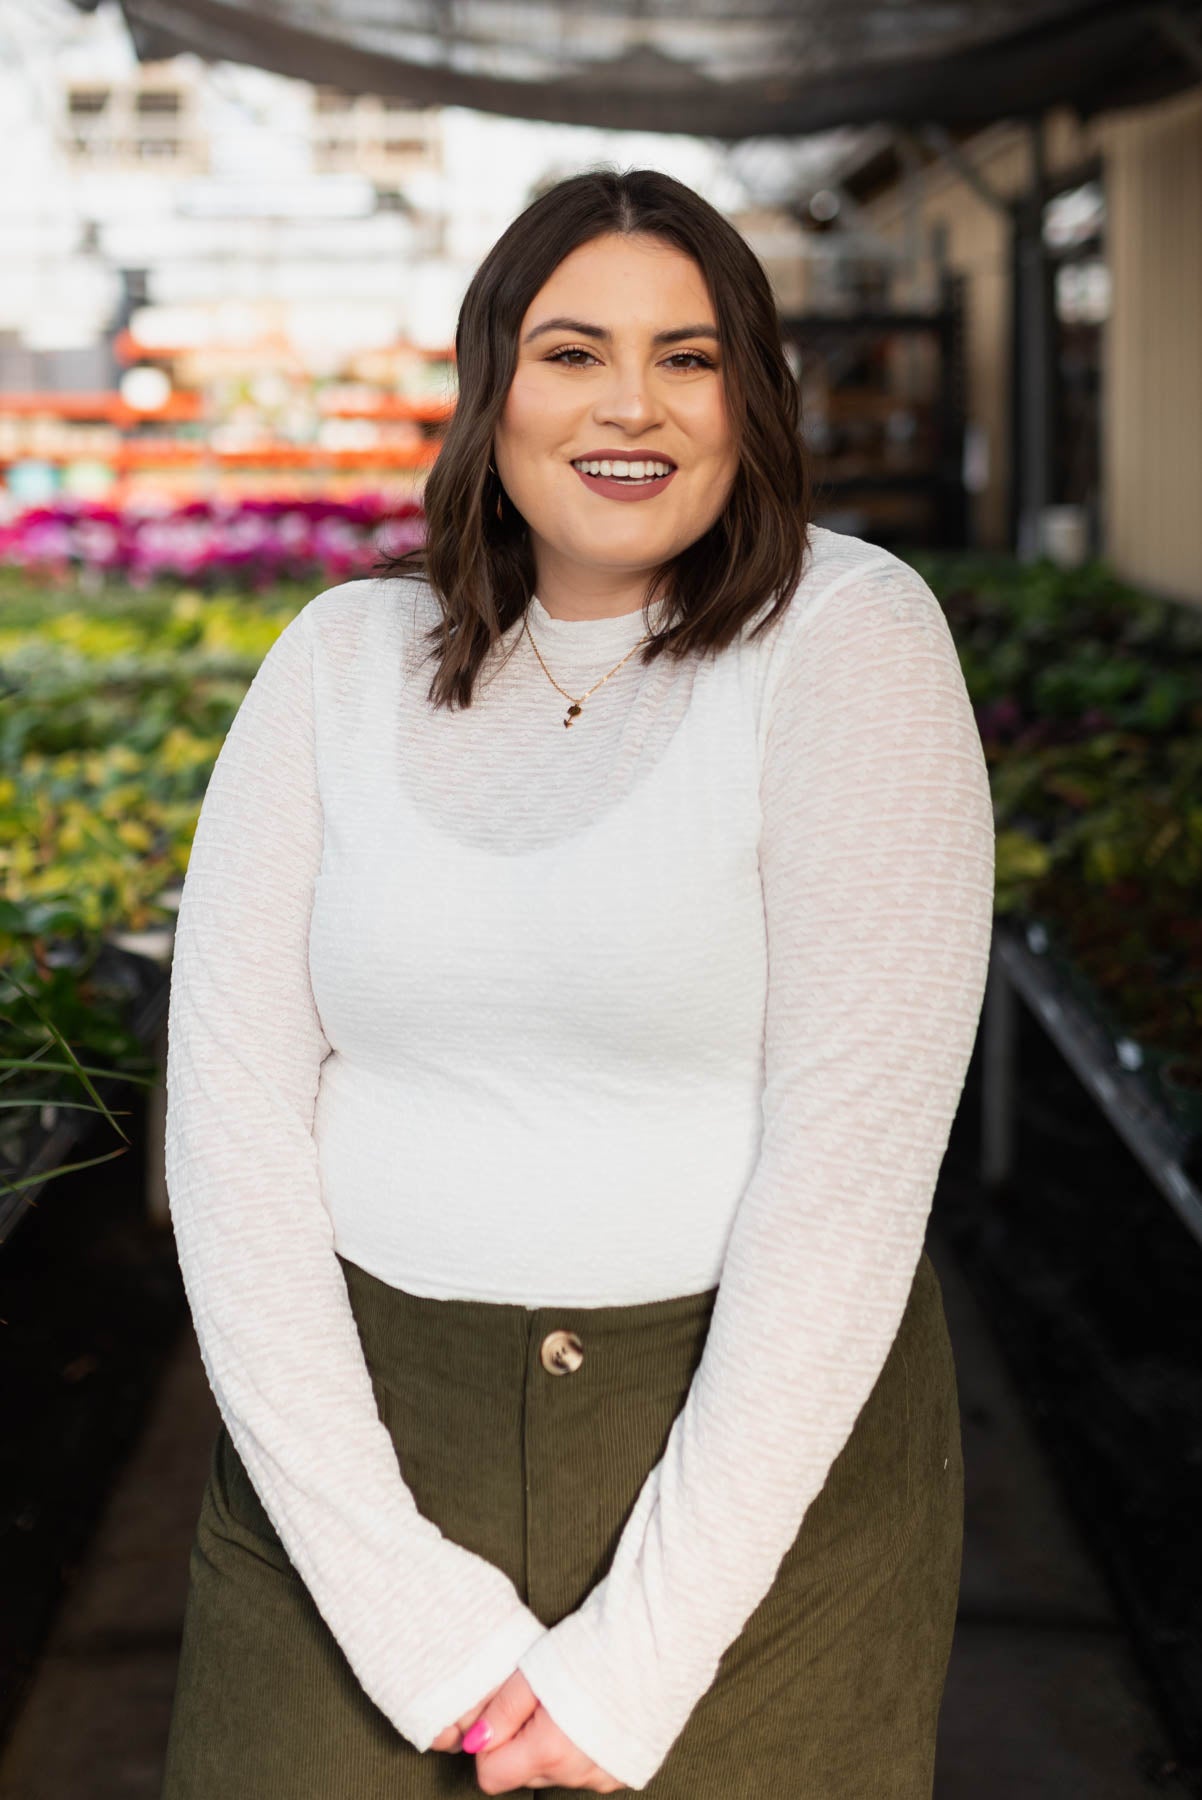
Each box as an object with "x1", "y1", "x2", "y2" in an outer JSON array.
[{"x1": 981, "y1": 919, "x2": 1202, "y2": 1249}]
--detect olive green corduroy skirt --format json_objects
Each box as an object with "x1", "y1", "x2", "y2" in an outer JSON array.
[{"x1": 162, "y1": 1247, "x2": 963, "y2": 1798}]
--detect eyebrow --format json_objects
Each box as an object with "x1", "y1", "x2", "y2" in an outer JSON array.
[{"x1": 522, "y1": 316, "x2": 721, "y2": 348}]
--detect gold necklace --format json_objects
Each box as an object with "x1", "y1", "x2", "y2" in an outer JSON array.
[{"x1": 522, "y1": 609, "x2": 651, "y2": 728}]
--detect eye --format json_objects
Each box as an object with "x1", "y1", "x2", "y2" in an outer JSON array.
[{"x1": 544, "y1": 346, "x2": 717, "y2": 371}]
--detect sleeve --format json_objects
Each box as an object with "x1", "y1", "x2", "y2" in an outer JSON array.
[
  {"x1": 514, "y1": 556, "x2": 996, "y2": 1788},
  {"x1": 164, "y1": 599, "x2": 548, "y2": 1752}
]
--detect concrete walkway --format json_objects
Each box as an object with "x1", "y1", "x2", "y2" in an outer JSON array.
[
  {"x1": 0, "y1": 1230, "x2": 1189, "y2": 1798},
  {"x1": 930, "y1": 1236, "x2": 1186, "y2": 1796}
]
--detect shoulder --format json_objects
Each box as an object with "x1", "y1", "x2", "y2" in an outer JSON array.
[
  {"x1": 747, "y1": 529, "x2": 966, "y2": 761},
  {"x1": 770, "y1": 526, "x2": 945, "y2": 644},
  {"x1": 746, "y1": 524, "x2": 946, "y2": 662},
  {"x1": 288, "y1": 572, "x2": 442, "y2": 687},
  {"x1": 298, "y1": 571, "x2": 439, "y2": 643}
]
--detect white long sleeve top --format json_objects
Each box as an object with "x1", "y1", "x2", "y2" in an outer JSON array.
[{"x1": 163, "y1": 523, "x2": 996, "y2": 1789}]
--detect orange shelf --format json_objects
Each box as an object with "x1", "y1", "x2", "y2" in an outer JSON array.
[
  {"x1": 113, "y1": 441, "x2": 440, "y2": 469},
  {"x1": 0, "y1": 391, "x2": 205, "y2": 424},
  {"x1": 0, "y1": 392, "x2": 451, "y2": 427},
  {"x1": 0, "y1": 441, "x2": 440, "y2": 469},
  {"x1": 318, "y1": 396, "x2": 453, "y2": 422},
  {"x1": 113, "y1": 328, "x2": 457, "y2": 365}
]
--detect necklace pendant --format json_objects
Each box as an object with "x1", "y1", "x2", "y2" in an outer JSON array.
[{"x1": 564, "y1": 702, "x2": 582, "y2": 728}]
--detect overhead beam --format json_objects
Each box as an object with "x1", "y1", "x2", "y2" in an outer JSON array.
[
  {"x1": 901, "y1": 123, "x2": 1011, "y2": 217},
  {"x1": 1153, "y1": 4, "x2": 1202, "y2": 77}
]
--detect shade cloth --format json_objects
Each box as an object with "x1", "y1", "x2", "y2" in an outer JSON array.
[{"x1": 70, "y1": 0, "x2": 1202, "y2": 139}]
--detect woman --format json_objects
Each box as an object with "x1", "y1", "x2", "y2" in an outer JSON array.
[{"x1": 162, "y1": 167, "x2": 995, "y2": 1798}]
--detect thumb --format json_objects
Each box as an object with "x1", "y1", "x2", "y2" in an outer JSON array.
[
  {"x1": 428, "y1": 1677, "x2": 504, "y2": 1752},
  {"x1": 460, "y1": 1670, "x2": 538, "y2": 1753}
]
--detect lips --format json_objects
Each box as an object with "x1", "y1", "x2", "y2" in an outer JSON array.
[{"x1": 571, "y1": 463, "x2": 677, "y2": 503}]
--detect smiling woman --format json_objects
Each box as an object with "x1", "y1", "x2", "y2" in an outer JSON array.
[
  {"x1": 372, "y1": 166, "x2": 810, "y2": 708},
  {"x1": 494, "y1": 234, "x2": 737, "y2": 553},
  {"x1": 161, "y1": 166, "x2": 992, "y2": 1800}
]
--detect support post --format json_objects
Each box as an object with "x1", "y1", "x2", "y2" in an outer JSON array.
[{"x1": 982, "y1": 939, "x2": 1018, "y2": 1188}]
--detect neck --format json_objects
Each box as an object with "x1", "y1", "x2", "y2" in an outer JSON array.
[
  {"x1": 535, "y1": 587, "x2": 650, "y2": 623},
  {"x1": 530, "y1": 545, "x2": 659, "y2": 622}
]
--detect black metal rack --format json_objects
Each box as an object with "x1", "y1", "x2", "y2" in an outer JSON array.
[
  {"x1": 779, "y1": 272, "x2": 969, "y2": 549},
  {"x1": 981, "y1": 918, "x2": 1202, "y2": 1249}
]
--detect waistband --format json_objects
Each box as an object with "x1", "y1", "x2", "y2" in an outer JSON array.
[{"x1": 337, "y1": 1252, "x2": 720, "y2": 1398}]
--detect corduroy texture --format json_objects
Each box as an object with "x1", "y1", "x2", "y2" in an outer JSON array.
[{"x1": 162, "y1": 1244, "x2": 963, "y2": 1798}]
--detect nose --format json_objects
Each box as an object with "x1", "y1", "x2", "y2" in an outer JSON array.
[{"x1": 593, "y1": 357, "x2": 664, "y2": 436}]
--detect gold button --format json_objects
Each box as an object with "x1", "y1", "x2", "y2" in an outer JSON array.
[{"x1": 540, "y1": 1329, "x2": 584, "y2": 1375}]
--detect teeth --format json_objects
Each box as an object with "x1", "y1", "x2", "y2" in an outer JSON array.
[{"x1": 573, "y1": 459, "x2": 673, "y2": 480}]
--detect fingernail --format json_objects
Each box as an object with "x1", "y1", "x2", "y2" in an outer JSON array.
[{"x1": 461, "y1": 1720, "x2": 492, "y2": 1753}]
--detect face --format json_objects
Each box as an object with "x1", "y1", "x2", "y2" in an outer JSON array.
[{"x1": 492, "y1": 232, "x2": 739, "y2": 599}]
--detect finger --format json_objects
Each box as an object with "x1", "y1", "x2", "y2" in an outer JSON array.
[
  {"x1": 452, "y1": 1674, "x2": 507, "y2": 1741},
  {"x1": 473, "y1": 1705, "x2": 580, "y2": 1793},
  {"x1": 460, "y1": 1672, "x2": 538, "y2": 1756},
  {"x1": 523, "y1": 1776, "x2": 619, "y2": 1792},
  {"x1": 520, "y1": 1777, "x2": 607, "y2": 1793},
  {"x1": 477, "y1": 1703, "x2": 626, "y2": 1793},
  {"x1": 431, "y1": 1673, "x2": 507, "y2": 1754}
]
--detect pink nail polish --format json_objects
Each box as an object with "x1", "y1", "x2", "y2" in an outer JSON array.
[{"x1": 461, "y1": 1720, "x2": 492, "y2": 1753}]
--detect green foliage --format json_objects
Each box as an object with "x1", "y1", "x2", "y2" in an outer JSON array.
[
  {"x1": 993, "y1": 829, "x2": 1052, "y2": 914},
  {"x1": 909, "y1": 551, "x2": 1202, "y2": 1130},
  {"x1": 0, "y1": 578, "x2": 307, "y2": 1110},
  {"x1": 2, "y1": 555, "x2": 1201, "y2": 1164},
  {"x1": 912, "y1": 554, "x2": 1202, "y2": 891}
]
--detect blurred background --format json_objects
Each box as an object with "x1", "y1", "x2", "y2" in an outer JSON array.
[{"x1": 1, "y1": 1, "x2": 1200, "y2": 1793}]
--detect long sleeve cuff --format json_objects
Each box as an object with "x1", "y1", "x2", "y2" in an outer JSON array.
[
  {"x1": 404, "y1": 1606, "x2": 550, "y2": 1752},
  {"x1": 518, "y1": 1625, "x2": 666, "y2": 1790}
]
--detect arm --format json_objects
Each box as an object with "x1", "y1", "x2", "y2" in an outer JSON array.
[
  {"x1": 165, "y1": 598, "x2": 547, "y2": 1751},
  {"x1": 515, "y1": 557, "x2": 996, "y2": 1788}
]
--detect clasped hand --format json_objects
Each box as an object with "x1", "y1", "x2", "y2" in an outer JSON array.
[{"x1": 431, "y1": 1668, "x2": 625, "y2": 1792}]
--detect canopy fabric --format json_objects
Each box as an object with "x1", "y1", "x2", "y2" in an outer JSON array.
[{"x1": 74, "y1": 0, "x2": 1202, "y2": 139}]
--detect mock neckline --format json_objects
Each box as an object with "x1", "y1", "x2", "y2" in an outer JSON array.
[{"x1": 525, "y1": 591, "x2": 671, "y2": 662}]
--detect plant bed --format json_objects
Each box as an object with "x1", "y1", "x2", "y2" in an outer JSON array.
[
  {"x1": 912, "y1": 551, "x2": 1202, "y2": 1160},
  {"x1": 1022, "y1": 880, "x2": 1202, "y2": 1152}
]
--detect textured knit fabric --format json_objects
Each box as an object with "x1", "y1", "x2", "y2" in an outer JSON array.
[
  {"x1": 162, "y1": 1246, "x2": 963, "y2": 1798},
  {"x1": 163, "y1": 523, "x2": 995, "y2": 1788}
]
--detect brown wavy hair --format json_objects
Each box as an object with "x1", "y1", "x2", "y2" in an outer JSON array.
[{"x1": 372, "y1": 166, "x2": 811, "y2": 710}]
